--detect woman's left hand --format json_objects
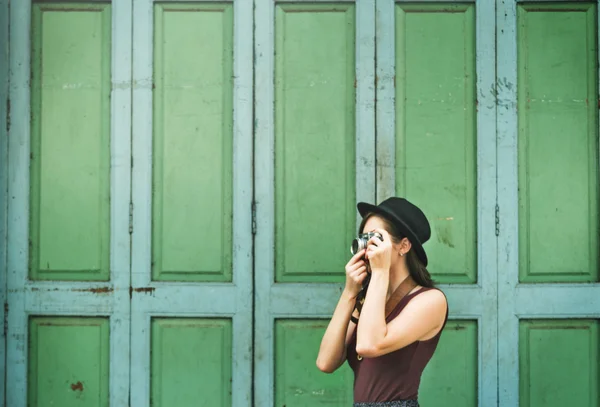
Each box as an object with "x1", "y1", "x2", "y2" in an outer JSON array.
[{"x1": 365, "y1": 228, "x2": 393, "y2": 274}]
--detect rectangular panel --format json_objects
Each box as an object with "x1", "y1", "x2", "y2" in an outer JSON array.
[
  {"x1": 152, "y1": 4, "x2": 233, "y2": 282},
  {"x1": 395, "y1": 4, "x2": 477, "y2": 284},
  {"x1": 275, "y1": 4, "x2": 356, "y2": 283},
  {"x1": 419, "y1": 320, "x2": 478, "y2": 407},
  {"x1": 28, "y1": 317, "x2": 109, "y2": 407},
  {"x1": 30, "y1": 4, "x2": 111, "y2": 281},
  {"x1": 275, "y1": 319, "x2": 353, "y2": 406},
  {"x1": 517, "y1": 4, "x2": 598, "y2": 283},
  {"x1": 519, "y1": 320, "x2": 599, "y2": 407},
  {"x1": 151, "y1": 318, "x2": 232, "y2": 407}
]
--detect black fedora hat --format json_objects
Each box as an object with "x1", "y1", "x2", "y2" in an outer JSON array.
[{"x1": 357, "y1": 197, "x2": 431, "y2": 266}]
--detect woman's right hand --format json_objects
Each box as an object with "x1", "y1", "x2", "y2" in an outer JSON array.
[{"x1": 344, "y1": 249, "x2": 368, "y2": 298}]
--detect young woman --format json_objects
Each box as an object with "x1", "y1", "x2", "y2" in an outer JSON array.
[{"x1": 316, "y1": 197, "x2": 448, "y2": 407}]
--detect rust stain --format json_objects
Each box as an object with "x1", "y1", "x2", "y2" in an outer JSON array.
[
  {"x1": 449, "y1": 325, "x2": 466, "y2": 331},
  {"x1": 135, "y1": 287, "x2": 155, "y2": 294},
  {"x1": 70, "y1": 381, "x2": 84, "y2": 392},
  {"x1": 130, "y1": 287, "x2": 155, "y2": 298},
  {"x1": 75, "y1": 287, "x2": 113, "y2": 294}
]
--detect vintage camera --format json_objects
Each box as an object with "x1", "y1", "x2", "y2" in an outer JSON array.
[{"x1": 350, "y1": 232, "x2": 383, "y2": 255}]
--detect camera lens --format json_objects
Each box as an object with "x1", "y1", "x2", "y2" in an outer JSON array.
[{"x1": 351, "y1": 239, "x2": 361, "y2": 255}]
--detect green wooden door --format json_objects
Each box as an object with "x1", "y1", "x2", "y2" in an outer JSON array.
[
  {"x1": 374, "y1": 0, "x2": 497, "y2": 405},
  {"x1": 254, "y1": 0, "x2": 375, "y2": 405},
  {"x1": 497, "y1": 2, "x2": 600, "y2": 406},
  {"x1": 7, "y1": 2, "x2": 132, "y2": 406},
  {"x1": 130, "y1": 1, "x2": 253, "y2": 406},
  {"x1": 0, "y1": 0, "x2": 8, "y2": 401},
  {"x1": 5, "y1": 1, "x2": 600, "y2": 406}
]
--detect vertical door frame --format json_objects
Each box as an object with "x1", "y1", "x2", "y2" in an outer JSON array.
[
  {"x1": 375, "y1": 0, "x2": 498, "y2": 405},
  {"x1": 253, "y1": 0, "x2": 375, "y2": 405},
  {"x1": 7, "y1": 2, "x2": 35, "y2": 403},
  {"x1": 6, "y1": 2, "x2": 132, "y2": 405},
  {"x1": 496, "y1": 1, "x2": 600, "y2": 405},
  {"x1": 0, "y1": 0, "x2": 8, "y2": 403},
  {"x1": 130, "y1": 0, "x2": 254, "y2": 405}
]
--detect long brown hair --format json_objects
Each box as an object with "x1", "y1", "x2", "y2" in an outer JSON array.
[{"x1": 359, "y1": 213, "x2": 434, "y2": 288}]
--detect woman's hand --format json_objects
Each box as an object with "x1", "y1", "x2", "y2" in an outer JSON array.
[
  {"x1": 365, "y1": 228, "x2": 393, "y2": 273},
  {"x1": 344, "y1": 249, "x2": 368, "y2": 298}
]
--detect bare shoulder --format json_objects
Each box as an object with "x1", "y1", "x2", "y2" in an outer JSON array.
[{"x1": 407, "y1": 288, "x2": 447, "y2": 313}]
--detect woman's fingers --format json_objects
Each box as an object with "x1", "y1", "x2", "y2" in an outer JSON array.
[
  {"x1": 347, "y1": 260, "x2": 365, "y2": 273},
  {"x1": 349, "y1": 249, "x2": 365, "y2": 263},
  {"x1": 356, "y1": 270, "x2": 367, "y2": 283},
  {"x1": 350, "y1": 266, "x2": 367, "y2": 280}
]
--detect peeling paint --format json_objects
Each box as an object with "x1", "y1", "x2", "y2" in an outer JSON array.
[
  {"x1": 70, "y1": 381, "x2": 84, "y2": 392},
  {"x1": 75, "y1": 287, "x2": 113, "y2": 294},
  {"x1": 129, "y1": 286, "x2": 155, "y2": 298}
]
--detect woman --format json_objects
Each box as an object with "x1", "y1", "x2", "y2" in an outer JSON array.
[{"x1": 316, "y1": 197, "x2": 448, "y2": 407}]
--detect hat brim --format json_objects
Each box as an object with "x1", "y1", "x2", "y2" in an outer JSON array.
[{"x1": 357, "y1": 202, "x2": 428, "y2": 266}]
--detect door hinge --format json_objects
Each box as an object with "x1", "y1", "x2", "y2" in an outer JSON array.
[
  {"x1": 495, "y1": 204, "x2": 500, "y2": 237},
  {"x1": 129, "y1": 202, "x2": 133, "y2": 234},
  {"x1": 251, "y1": 201, "x2": 257, "y2": 235},
  {"x1": 5, "y1": 97, "x2": 10, "y2": 133},
  {"x1": 3, "y1": 302, "x2": 8, "y2": 338}
]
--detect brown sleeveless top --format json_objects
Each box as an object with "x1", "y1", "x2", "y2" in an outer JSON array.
[{"x1": 346, "y1": 287, "x2": 448, "y2": 402}]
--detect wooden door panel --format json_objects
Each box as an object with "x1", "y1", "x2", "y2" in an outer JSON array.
[
  {"x1": 30, "y1": 4, "x2": 112, "y2": 282},
  {"x1": 517, "y1": 3, "x2": 598, "y2": 284},
  {"x1": 7, "y1": 2, "x2": 133, "y2": 406},
  {"x1": 419, "y1": 321, "x2": 478, "y2": 406},
  {"x1": 151, "y1": 3, "x2": 234, "y2": 283},
  {"x1": 274, "y1": 320, "x2": 354, "y2": 406},
  {"x1": 376, "y1": 1, "x2": 497, "y2": 405},
  {"x1": 519, "y1": 320, "x2": 599, "y2": 407},
  {"x1": 254, "y1": 0, "x2": 376, "y2": 405},
  {"x1": 498, "y1": 2, "x2": 600, "y2": 405},
  {"x1": 273, "y1": 3, "x2": 357, "y2": 283},
  {"x1": 28, "y1": 317, "x2": 110, "y2": 407},
  {"x1": 150, "y1": 318, "x2": 233, "y2": 407},
  {"x1": 131, "y1": 1, "x2": 253, "y2": 406},
  {"x1": 393, "y1": 3, "x2": 477, "y2": 285}
]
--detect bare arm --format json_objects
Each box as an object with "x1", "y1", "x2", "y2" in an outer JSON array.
[
  {"x1": 316, "y1": 249, "x2": 367, "y2": 373},
  {"x1": 356, "y1": 285, "x2": 447, "y2": 357},
  {"x1": 316, "y1": 290, "x2": 358, "y2": 373},
  {"x1": 356, "y1": 229, "x2": 447, "y2": 357}
]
